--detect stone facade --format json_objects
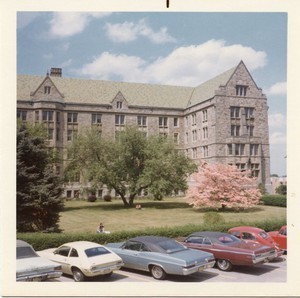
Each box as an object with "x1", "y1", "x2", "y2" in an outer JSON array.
[{"x1": 17, "y1": 61, "x2": 271, "y2": 198}]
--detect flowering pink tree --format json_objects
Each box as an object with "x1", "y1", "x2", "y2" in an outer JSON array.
[{"x1": 185, "y1": 162, "x2": 261, "y2": 210}]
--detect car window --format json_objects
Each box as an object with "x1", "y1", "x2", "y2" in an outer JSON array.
[
  {"x1": 55, "y1": 246, "x2": 71, "y2": 257},
  {"x1": 70, "y1": 248, "x2": 79, "y2": 257},
  {"x1": 259, "y1": 231, "x2": 269, "y2": 239},
  {"x1": 123, "y1": 241, "x2": 142, "y2": 251},
  {"x1": 140, "y1": 244, "x2": 151, "y2": 252},
  {"x1": 218, "y1": 235, "x2": 240, "y2": 245},
  {"x1": 17, "y1": 246, "x2": 38, "y2": 259},
  {"x1": 85, "y1": 247, "x2": 111, "y2": 257},
  {"x1": 158, "y1": 239, "x2": 186, "y2": 253},
  {"x1": 280, "y1": 228, "x2": 287, "y2": 236},
  {"x1": 203, "y1": 238, "x2": 212, "y2": 245},
  {"x1": 230, "y1": 231, "x2": 241, "y2": 238},
  {"x1": 242, "y1": 232, "x2": 256, "y2": 240},
  {"x1": 185, "y1": 236, "x2": 204, "y2": 244}
]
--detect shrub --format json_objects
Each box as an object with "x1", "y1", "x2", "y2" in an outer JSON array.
[
  {"x1": 17, "y1": 218, "x2": 286, "y2": 251},
  {"x1": 261, "y1": 195, "x2": 286, "y2": 207},
  {"x1": 203, "y1": 212, "x2": 225, "y2": 225},
  {"x1": 87, "y1": 195, "x2": 97, "y2": 202},
  {"x1": 103, "y1": 194, "x2": 112, "y2": 202}
]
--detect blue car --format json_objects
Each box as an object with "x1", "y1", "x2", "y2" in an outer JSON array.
[{"x1": 105, "y1": 235, "x2": 215, "y2": 280}]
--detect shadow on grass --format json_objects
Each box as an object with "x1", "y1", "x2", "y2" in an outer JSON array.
[
  {"x1": 63, "y1": 200, "x2": 190, "y2": 212},
  {"x1": 193, "y1": 206, "x2": 264, "y2": 213}
]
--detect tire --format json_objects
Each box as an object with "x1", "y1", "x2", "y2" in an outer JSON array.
[
  {"x1": 150, "y1": 265, "x2": 166, "y2": 280},
  {"x1": 216, "y1": 259, "x2": 232, "y2": 271},
  {"x1": 72, "y1": 268, "x2": 86, "y2": 282}
]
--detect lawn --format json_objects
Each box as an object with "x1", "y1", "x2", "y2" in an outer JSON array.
[{"x1": 59, "y1": 197, "x2": 287, "y2": 233}]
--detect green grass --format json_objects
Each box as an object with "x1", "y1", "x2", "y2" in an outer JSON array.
[{"x1": 59, "y1": 197, "x2": 286, "y2": 233}]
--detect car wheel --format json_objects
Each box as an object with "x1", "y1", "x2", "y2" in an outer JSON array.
[
  {"x1": 72, "y1": 268, "x2": 85, "y2": 282},
  {"x1": 150, "y1": 265, "x2": 166, "y2": 280},
  {"x1": 216, "y1": 259, "x2": 232, "y2": 271}
]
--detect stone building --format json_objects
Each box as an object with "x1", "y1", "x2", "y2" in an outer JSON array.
[{"x1": 17, "y1": 61, "x2": 271, "y2": 198}]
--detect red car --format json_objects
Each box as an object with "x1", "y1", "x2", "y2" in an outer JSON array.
[
  {"x1": 181, "y1": 231, "x2": 277, "y2": 271},
  {"x1": 268, "y1": 226, "x2": 287, "y2": 253},
  {"x1": 228, "y1": 226, "x2": 284, "y2": 257}
]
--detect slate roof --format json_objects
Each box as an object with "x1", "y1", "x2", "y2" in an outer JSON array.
[{"x1": 17, "y1": 63, "x2": 238, "y2": 109}]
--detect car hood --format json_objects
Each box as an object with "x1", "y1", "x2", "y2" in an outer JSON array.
[
  {"x1": 105, "y1": 242, "x2": 125, "y2": 249},
  {"x1": 17, "y1": 257, "x2": 58, "y2": 274}
]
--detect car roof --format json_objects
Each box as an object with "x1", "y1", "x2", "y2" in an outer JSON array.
[
  {"x1": 229, "y1": 226, "x2": 265, "y2": 233},
  {"x1": 60, "y1": 241, "x2": 103, "y2": 250},
  {"x1": 17, "y1": 240, "x2": 31, "y2": 247},
  {"x1": 129, "y1": 236, "x2": 174, "y2": 253},
  {"x1": 188, "y1": 231, "x2": 238, "y2": 243}
]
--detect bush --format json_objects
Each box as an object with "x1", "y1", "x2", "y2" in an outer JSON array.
[
  {"x1": 103, "y1": 194, "x2": 112, "y2": 202},
  {"x1": 261, "y1": 195, "x2": 286, "y2": 207},
  {"x1": 17, "y1": 218, "x2": 286, "y2": 251},
  {"x1": 203, "y1": 212, "x2": 225, "y2": 225},
  {"x1": 87, "y1": 195, "x2": 97, "y2": 202}
]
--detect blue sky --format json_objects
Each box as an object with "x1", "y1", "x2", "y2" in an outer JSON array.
[{"x1": 17, "y1": 12, "x2": 287, "y2": 176}]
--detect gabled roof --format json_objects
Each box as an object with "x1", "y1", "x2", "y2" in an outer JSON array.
[{"x1": 17, "y1": 61, "x2": 246, "y2": 109}]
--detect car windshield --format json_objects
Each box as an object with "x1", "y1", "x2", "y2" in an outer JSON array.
[
  {"x1": 17, "y1": 246, "x2": 38, "y2": 259},
  {"x1": 85, "y1": 246, "x2": 111, "y2": 258},
  {"x1": 158, "y1": 240, "x2": 187, "y2": 253},
  {"x1": 217, "y1": 235, "x2": 241, "y2": 245}
]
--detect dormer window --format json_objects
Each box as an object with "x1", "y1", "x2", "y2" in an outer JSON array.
[
  {"x1": 44, "y1": 86, "x2": 51, "y2": 94},
  {"x1": 117, "y1": 101, "x2": 123, "y2": 109},
  {"x1": 236, "y1": 85, "x2": 247, "y2": 96}
]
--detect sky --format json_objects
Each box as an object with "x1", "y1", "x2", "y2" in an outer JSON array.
[{"x1": 17, "y1": 12, "x2": 287, "y2": 176}]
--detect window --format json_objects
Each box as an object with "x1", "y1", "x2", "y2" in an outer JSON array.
[
  {"x1": 116, "y1": 101, "x2": 123, "y2": 109},
  {"x1": 250, "y1": 144, "x2": 259, "y2": 156},
  {"x1": 47, "y1": 128, "x2": 54, "y2": 140},
  {"x1": 185, "y1": 116, "x2": 189, "y2": 126},
  {"x1": 159, "y1": 117, "x2": 168, "y2": 128},
  {"x1": 185, "y1": 132, "x2": 189, "y2": 144},
  {"x1": 192, "y1": 148, "x2": 197, "y2": 159},
  {"x1": 245, "y1": 107, "x2": 254, "y2": 119},
  {"x1": 231, "y1": 125, "x2": 240, "y2": 137},
  {"x1": 42, "y1": 110, "x2": 53, "y2": 122},
  {"x1": 92, "y1": 113, "x2": 102, "y2": 124},
  {"x1": 251, "y1": 163, "x2": 260, "y2": 177},
  {"x1": 202, "y1": 146, "x2": 209, "y2": 157},
  {"x1": 192, "y1": 113, "x2": 197, "y2": 125},
  {"x1": 236, "y1": 163, "x2": 246, "y2": 171},
  {"x1": 230, "y1": 107, "x2": 240, "y2": 119},
  {"x1": 35, "y1": 111, "x2": 39, "y2": 122},
  {"x1": 173, "y1": 133, "x2": 179, "y2": 144},
  {"x1": 44, "y1": 86, "x2": 51, "y2": 94},
  {"x1": 68, "y1": 113, "x2": 78, "y2": 123},
  {"x1": 115, "y1": 115, "x2": 125, "y2": 125},
  {"x1": 17, "y1": 110, "x2": 27, "y2": 121},
  {"x1": 67, "y1": 129, "x2": 77, "y2": 141},
  {"x1": 56, "y1": 112, "x2": 60, "y2": 123},
  {"x1": 70, "y1": 248, "x2": 79, "y2": 258},
  {"x1": 247, "y1": 125, "x2": 254, "y2": 137},
  {"x1": 202, "y1": 127, "x2": 208, "y2": 139},
  {"x1": 192, "y1": 130, "x2": 197, "y2": 142},
  {"x1": 55, "y1": 246, "x2": 70, "y2": 257},
  {"x1": 228, "y1": 144, "x2": 233, "y2": 155},
  {"x1": 137, "y1": 116, "x2": 147, "y2": 127},
  {"x1": 202, "y1": 110, "x2": 208, "y2": 122},
  {"x1": 236, "y1": 85, "x2": 247, "y2": 96},
  {"x1": 235, "y1": 144, "x2": 245, "y2": 156},
  {"x1": 173, "y1": 117, "x2": 178, "y2": 127}
]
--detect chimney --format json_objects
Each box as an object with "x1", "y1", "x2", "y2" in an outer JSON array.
[{"x1": 50, "y1": 68, "x2": 62, "y2": 77}]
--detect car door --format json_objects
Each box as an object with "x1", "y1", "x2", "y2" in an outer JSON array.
[
  {"x1": 52, "y1": 246, "x2": 71, "y2": 273},
  {"x1": 276, "y1": 227, "x2": 287, "y2": 250},
  {"x1": 121, "y1": 241, "x2": 144, "y2": 270}
]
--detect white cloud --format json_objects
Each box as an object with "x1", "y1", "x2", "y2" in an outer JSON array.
[
  {"x1": 270, "y1": 132, "x2": 286, "y2": 145},
  {"x1": 105, "y1": 19, "x2": 176, "y2": 44},
  {"x1": 49, "y1": 12, "x2": 111, "y2": 38},
  {"x1": 266, "y1": 81, "x2": 287, "y2": 96},
  {"x1": 75, "y1": 39, "x2": 267, "y2": 86},
  {"x1": 268, "y1": 113, "x2": 286, "y2": 128}
]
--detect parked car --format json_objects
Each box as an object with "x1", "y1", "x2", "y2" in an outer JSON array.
[
  {"x1": 268, "y1": 225, "x2": 287, "y2": 253},
  {"x1": 228, "y1": 226, "x2": 284, "y2": 257},
  {"x1": 17, "y1": 240, "x2": 62, "y2": 282},
  {"x1": 180, "y1": 231, "x2": 277, "y2": 271},
  {"x1": 106, "y1": 235, "x2": 215, "y2": 280},
  {"x1": 37, "y1": 241, "x2": 124, "y2": 281}
]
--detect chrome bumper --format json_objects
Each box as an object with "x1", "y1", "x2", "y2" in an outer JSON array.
[
  {"x1": 183, "y1": 260, "x2": 215, "y2": 275},
  {"x1": 17, "y1": 270, "x2": 62, "y2": 281}
]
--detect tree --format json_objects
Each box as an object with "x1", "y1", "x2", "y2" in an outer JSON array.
[
  {"x1": 17, "y1": 123, "x2": 64, "y2": 232},
  {"x1": 275, "y1": 184, "x2": 287, "y2": 195},
  {"x1": 185, "y1": 162, "x2": 261, "y2": 210},
  {"x1": 66, "y1": 126, "x2": 196, "y2": 207}
]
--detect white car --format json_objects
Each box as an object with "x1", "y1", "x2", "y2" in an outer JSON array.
[
  {"x1": 38, "y1": 241, "x2": 124, "y2": 281},
  {"x1": 17, "y1": 240, "x2": 62, "y2": 281}
]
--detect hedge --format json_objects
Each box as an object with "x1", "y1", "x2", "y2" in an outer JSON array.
[
  {"x1": 261, "y1": 195, "x2": 286, "y2": 207},
  {"x1": 17, "y1": 218, "x2": 286, "y2": 251}
]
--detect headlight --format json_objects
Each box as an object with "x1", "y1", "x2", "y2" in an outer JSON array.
[{"x1": 54, "y1": 265, "x2": 62, "y2": 270}]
